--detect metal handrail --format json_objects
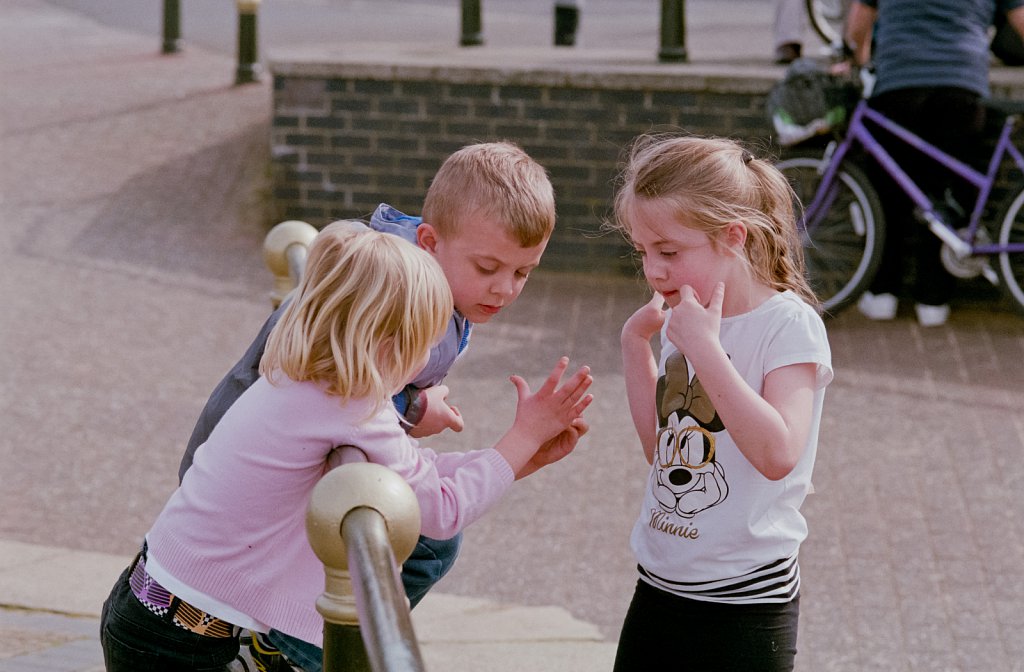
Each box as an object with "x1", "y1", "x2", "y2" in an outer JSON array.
[
  {"x1": 306, "y1": 458, "x2": 426, "y2": 672},
  {"x1": 342, "y1": 508, "x2": 426, "y2": 671}
]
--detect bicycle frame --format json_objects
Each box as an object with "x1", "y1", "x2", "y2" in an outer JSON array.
[{"x1": 802, "y1": 99, "x2": 1024, "y2": 261}]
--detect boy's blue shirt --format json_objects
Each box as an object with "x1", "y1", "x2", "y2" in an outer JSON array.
[
  {"x1": 369, "y1": 203, "x2": 421, "y2": 243},
  {"x1": 178, "y1": 204, "x2": 471, "y2": 481}
]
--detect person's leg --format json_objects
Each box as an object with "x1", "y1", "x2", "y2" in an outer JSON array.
[
  {"x1": 613, "y1": 580, "x2": 665, "y2": 672},
  {"x1": 266, "y1": 630, "x2": 322, "y2": 672},
  {"x1": 774, "y1": 0, "x2": 807, "y2": 63},
  {"x1": 907, "y1": 87, "x2": 985, "y2": 308},
  {"x1": 613, "y1": 579, "x2": 799, "y2": 672},
  {"x1": 708, "y1": 597, "x2": 800, "y2": 670},
  {"x1": 863, "y1": 88, "x2": 931, "y2": 301},
  {"x1": 401, "y1": 532, "x2": 463, "y2": 609},
  {"x1": 100, "y1": 563, "x2": 240, "y2": 671}
]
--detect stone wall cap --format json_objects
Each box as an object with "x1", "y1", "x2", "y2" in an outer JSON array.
[
  {"x1": 269, "y1": 42, "x2": 1024, "y2": 98},
  {"x1": 268, "y1": 43, "x2": 781, "y2": 93}
]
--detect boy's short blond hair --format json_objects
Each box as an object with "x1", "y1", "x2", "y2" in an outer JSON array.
[
  {"x1": 260, "y1": 220, "x2": 453, "y2": 412},
  {"x1": 421, "y1": 142, "x2": 555, "y2": 247}
]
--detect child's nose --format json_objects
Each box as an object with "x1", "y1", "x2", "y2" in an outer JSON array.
[
  {"x1": 644, "y1": 256, "x2": 666, "y2": 280},
  {"x1": 492, "y1": 273, "x2": 516, "y2": 298}
]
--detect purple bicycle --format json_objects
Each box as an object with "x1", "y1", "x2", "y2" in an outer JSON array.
[{"x1": 776, "y1": 97, "x2": 1024, "y2": 314}]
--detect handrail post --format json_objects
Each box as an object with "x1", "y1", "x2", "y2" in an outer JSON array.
[
  {"x1": 235, "y1": 0, "x2": 263, "y2": 84},
  {"x1": 307, "y1": 462, "x2": 425, "y2": 672},
  {"x1": 262, "y1": 220, "x2": 318, "y2": 309},
  {"x1": 161, "y1": 0, "x2": 181, "y2": 54},
  {"x1": 460, "y1": 0, "x2": 484, "y2": 46},
  {"x1": 658, "y1": 0, "x2": 688, "y2": 62}
]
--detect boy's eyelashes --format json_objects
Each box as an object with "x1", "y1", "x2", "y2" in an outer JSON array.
[{"x1": 475, "y1": 264, "x2": 532, "y2": 279}]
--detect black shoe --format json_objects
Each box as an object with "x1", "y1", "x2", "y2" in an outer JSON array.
[
  {"x1": 244, "y1": 632, "x2": 297, "y2": 672},
  {"x1": 774, "y1": 43, "x2": 801, "y2": 65}
]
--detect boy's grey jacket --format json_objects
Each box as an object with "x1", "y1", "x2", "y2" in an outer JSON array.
[{"x1": 177, "y1": 204, "x2": 470, "y2": 482}]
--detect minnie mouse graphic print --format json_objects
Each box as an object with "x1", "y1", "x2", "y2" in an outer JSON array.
[{"x1": 629, "y1": 291, "x2": 832, "y2": 604}]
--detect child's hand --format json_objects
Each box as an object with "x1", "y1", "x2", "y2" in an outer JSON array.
[
  {"x1": 622, "y1": 292, "x2": 666, "y2": 342},
  {"x1": 509, "y1": 358, "x2": 593, "y2": 443},
  {"x1": 409, "y1": 385, "x2": 464, "y2": 438},
  {"x1": 515, "y1": 417, "x2": 589, "y2": 480},
  {"x1": 665, "y1": 282, "x2": 725, "y2": 359},
  {"x1": 495, "y1": 358, "x2": 593, "y2": 474}
]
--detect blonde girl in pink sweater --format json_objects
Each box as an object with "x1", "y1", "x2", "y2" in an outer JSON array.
[{"x1": 100, "y1": 221, "x2": 593, "y2": 671}]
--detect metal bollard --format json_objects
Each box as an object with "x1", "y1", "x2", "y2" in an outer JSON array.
[
  {"x1": 554, "y1": 1, "x2": 580, "y2": 47},
  {"x1": 460, "y1": 0, "x2": 484, "y2": 46},
  {"x1": 161, "y1": 0, "x2": 181, "y2": 54},
  {"x1": 235, "y1": 0, "x2": 263, "y2": 84},
  {"x1": 306, "y1": 462, "x2": 425, "y2": 672},
  {"x1": 263, "y1": 220, "x2": 318, "y2": 309},
  {"x1": 658, "y1": 0, "x2": 688, "y2": 62}
]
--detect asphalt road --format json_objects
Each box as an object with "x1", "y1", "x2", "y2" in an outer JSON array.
[{"x1": 41, "y1": 0, "x2": 788, "y2": 64}]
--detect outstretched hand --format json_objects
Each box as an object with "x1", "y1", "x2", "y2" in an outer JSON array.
[{"x1": 507, "y1": 357, "x2": 593, "y2": 452}]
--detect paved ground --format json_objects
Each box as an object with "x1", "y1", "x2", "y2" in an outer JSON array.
[{"x1": 2, "y1": 0, "x2": 1024, "y2": 670}]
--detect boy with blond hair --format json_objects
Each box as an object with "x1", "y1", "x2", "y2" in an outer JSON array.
[{"x1": 177, "y1": 141, "x2": 576, "y2": 671}]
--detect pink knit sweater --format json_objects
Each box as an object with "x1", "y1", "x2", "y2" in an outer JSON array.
[{"x1": 146, "y1": 375, "x2": 514, "y2": 646}]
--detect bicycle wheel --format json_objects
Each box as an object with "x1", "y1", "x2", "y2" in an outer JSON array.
[
  {"x1": 805, "y1": 0, "x2": 850, "y2": 46},
  {"x1": 996, "y1": 186, "x2": 1024, "y2": 312},
  {"x1": 777, "y1": 150, "x2": 885, "y2": 315}
]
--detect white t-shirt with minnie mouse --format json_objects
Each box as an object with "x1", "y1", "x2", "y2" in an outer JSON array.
[{"x1": 630, "y1": 290, "x2": 833, "y2": 604}]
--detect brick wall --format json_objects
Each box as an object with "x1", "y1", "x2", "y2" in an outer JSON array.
[{"x1": 269, "y1": 56, "x2": 1023, "y2": 274}]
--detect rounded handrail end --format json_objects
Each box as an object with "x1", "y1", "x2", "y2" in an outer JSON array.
[
  {"x1": 306, "y1": 462, "x2": 422, "y2": 571},
  {"x1": 263, "y1": 220, "x2": 318, "y2": 276}
]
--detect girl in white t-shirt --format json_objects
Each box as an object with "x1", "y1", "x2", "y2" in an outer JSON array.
[{"x1": 612, "y1": 135, "x2": 833, "y2": 671}]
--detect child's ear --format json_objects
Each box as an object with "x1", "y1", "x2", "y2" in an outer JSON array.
[
  {"x1": 416, "y1": 222, "x2": 440, "y2": 254},
  {"x1": 723, "y1": 221, "x2": 747, "y2": 250}
]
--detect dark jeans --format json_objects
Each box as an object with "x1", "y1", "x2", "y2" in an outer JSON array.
[
  {"x1": 613, "y1": 579, "x2": 800, "y2": 672},
  {"x1": 865, "y1": 87, "x2": 987, "y2": 306},
  {"x1": 401, "y1": 532, "x2": 462, "y2": 609},
  {"x1": 100, "y1": 564, "x2": 240, "y2": 672},
  {"x1": 101, "y1": 533, "x2": 461, "y2": 672}
]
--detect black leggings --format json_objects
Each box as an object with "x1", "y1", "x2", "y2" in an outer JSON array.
[{"x1": 613, "y1": 580, "x2": 800, "y2": 672}]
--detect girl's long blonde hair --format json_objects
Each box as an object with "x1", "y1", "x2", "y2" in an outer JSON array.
[
  {"x1": 610, "y1": 134, "x2": 818, "y2": 308},
  {"x1": 260, "y1": 220, "x2": 453, "y2": 413}
]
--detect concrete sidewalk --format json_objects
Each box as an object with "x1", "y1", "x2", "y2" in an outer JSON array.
[
  {"x1": 3, "y1": 1, "x2": 1024, "y2": 671},
  {"x1": 0, "y1": 540, "x2": 614, "y2": 671}
]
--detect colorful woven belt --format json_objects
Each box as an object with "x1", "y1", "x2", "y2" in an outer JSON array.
[{"x1": 129, "y1": 551, "x2": 237, "y2": 639}]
